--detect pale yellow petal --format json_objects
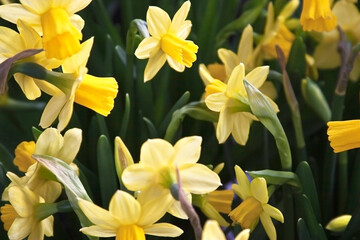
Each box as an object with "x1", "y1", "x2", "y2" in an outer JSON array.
[
  {"x1": 260, "y1": 213, "x2": 277, "y2": 240},
  {"x1": 20, "y1": 0, "x2": 51, "y2": 14},
  {"x1": 232, "y1": 165, "x2": 251, "y2": 200},
  {"x1": 28, "y1": 223, "x2": 45, "y2": 240},
  {"x1": 70, "y1": 14, "x2": 85, "y2": 32},
  {"x1": 168, "y1": 198, "x2": 188, "y2": 219},
  {"x1": 218, "y1": 48, "x2": 239, "y2": 78},
  {"x1": 65, "y1": 0, "x2": 92, "y2": 15},
  {"x1": 205, "y1": 92, "x2": 227, "y2": 112},
  {"x1": 121, "y1": 164, "x2": 156, "y2": 191},
  {"x1": 140, "y1": 138, "x2": 173, "y2": 166},
  {"x1": 144, "y1": 223, "x2": 183, "y2": 237},
  {"x1": 13, "y1": 74, "x2": 41, "y2": 100},
  {"x1": 109, "y1": 190, "x2": 141, "y2": 225},
  {"x1": 216, "y1": 107, "x2": 233, "y2": 144},
  {"x1": 245, "y1": 66, "x2": 269, "y2": 89},
  {"x1": 147, "y1": 6, "x2": 171, "y2": 37},
  {"x1": 199, "y1": 64, "x2": 215, "y2": 86},
  {"x1": 179, "y1": 163, "x2": 221, "y2": 194},
  {"x1": 226, "y1": 63, "x2": 245, "y2": 97},
  {"x1": 57, "y1": 95, "x2": 74, "y2": 132},
  {"x1": 0, "y1": 4, "x2": 41, "y2": 32},
  {"x1": 144, "y1": 50, "x2": 167, "y2": 82},
  {"x1": 0, "y1": 26, "x2": 23, "y2": 54},
  {"x1": 43, "y1": 215, "x2": 54, "y2": 236},
  {"x1": 80, "y1": 225, "x2": 116, "y2": 238},
  {"x1": 77, "y1": 199, "x2": 119, "y2": 229},
  {"x1": 62, "y1": 37, "x2": 94, "y2": 73},
  {"x1": 237, "y1": 25, "x2": 253, "y2": 66},
  {"x1": 34, "y1": 128, "x2": 63, "y2": 157},
  {"x1": 8, "y1": 217, "x2": 32, "y2": 240},
  {"x1": 250, "y1": 178, "x2": 268, "y2": 204},
  {"x1": 263, "y1": 204, "x2": 284, "y2": 223},
  {"x1": 234, "y1": 229, "x2": 250, "y2": 240},
  {"x1": 170, "y1": 1, "x2": 190, "y2": 33},
  {"x1": 57, "y1": 128, "x2": 82, "y2": 164},
  {"x1": 167, "y1": 55, "x2": 185, "y2": 72},
  {"x1": 173, "y1": 136, "x2": 202, "y2": 165},
  {"x1": 314, "y1": 42, "x2": 340, "y2": 69},
  {"x1": 232, "y1": 112, "x2": 252, "y2": 146},
  {"x1": 350, "y1": 57, "x2": 360, "y2": 81},
  {"x1": 135, "y1": 37, "x2": 160, "y2": 59},
  {"x1": 278, "y1": 0, "x2": 299, "y2": 20},
  {"x1": 175, "y1": 20, "x2": 191, "y2": 39},
  {"x1": 8, "y1": 187, "x2": 37, "y2": 217},
  {"x1": 332, "y1": 0, "x2": 359, "y2": 30},
  {"x1": 202, "y1": 220, "x2": 226, "y2": 240},
  {"x1": 39, "y1": 93, "x2": 67, "y2": 129}
]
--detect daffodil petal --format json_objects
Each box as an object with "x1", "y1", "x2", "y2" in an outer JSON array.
[
  {"x1": 205, "y1": 92, "x2": 227, "y2": 112},
  {"x1": 168, "y1": 196, "x2": 190, "y2": 219},
  {"x1": 144, "y1": 223, "x2": 183, "y2": 237},
  {"x1": 167, "y1": 55, "x2": 185, "y2": 72},
  {"x1": 232, "y1": 112, "x2": 252, "y2": 146},
  {"x1": 234, "y1": 229, "x2": 250, "y2": 240},
  {"x1": 314, "y1": 42, "x2": 340, "y2": 69},
  {"x1": 170, "y1": 1, "x2": 190, "y2": 33},
  {"x1": 121, "y1": 164, "x2": 156, "y2": 191},
  {"x1": 175, "y1": 20, "x2": 191, "y2": 39},
  {"x1": 109, "y1": 191, "x2": 141, "y2": 225},
  {"x1": 144, "y1": 50, "x2": 167, "y2": 82},
  {"x1": 0, "y1": 4, "x2": 41, "y2": 32},
  {"x1": 147, "y1": 6, "x2": 171, "y2": 37},
  {"x1": 140, "y1": 138, "x2": 173, "y2": 166},
  {"x1": 350, "y1": 57, "x2": 360, "y2": 81},
  {"x1": 245, "y1": 66, "x2": 269, "y2": 89},
  {"x1": 260, "y1": 212, "x2": 277, "y2": 240},
  {"x1": 237, "y1": 25, "x2": 253, "y2": 64},
  {"x1": 263, "y1": 204, "x2": 284, "y2": 223},
  {"x1": 20, "y1": 0, "x2": 51, "y2": 14},
  {"x1": 250, "y1": 178, "x2": 268, "y2": 204},
  {"x1": 70, "y1": 14, "x2": 85, "y2": 32},
  {"x1": 77, "y1": 199, "x2": 119, "y2": 229},
  {"x1": 57, "y1": 95, "x2": 75, "y2": 132},
  {"x1": 8, "y1": 187, "x2": 36, "y2": 217},
  {"x1": 80, "y1": 225, "x2": 117, "y2": 238},
  {"x1": 57, "y1": 128, "x2": 82, "y2": 164},
  {"x1": 180, "y1": 164, "x2": 221, "y2": 194},
  {"x1": 227, "y1": 63, "x2": 245, "y2": 97},
  {"x1": 34, "y1": 128, "x2": 63, "y2": 157},
  {"x1": 42, "y1": 216, "x2": 54, "y2": 236},
  {"x1": 28, "y1": 223, "x2": 44, "y2": 240},
  {"x1": 216, "y1": 107, "x2": 233, "y2": 144},
  {"x1": 13, "y1": 74, "x2": 41, "y2": 100},
  {"x1": 218, "y1": 48, "x2": 239, "y2": 78},
  {"x1": 202, "y1": 220, "x2": 226, "y2": 240},
  {"x1": 135, "y1": 37, "x2": 160, "y2": 59},
  {"x1": 66, "y1": 0, "x2": 92, "y2": 15},
  {"x1": 39, "y1": 93, "x2": 67, "y2": 129},
  {"x1": 8, "y1": 217, "x2": 32, "y2": 240},
  {"x1": 0, "y1": 26, "x2": 23, "y2": 54},
  {"x1": 173, "y1": 136, "x2": 202, "y2": 164},
  {"x1": 233, "y1": 165, "x2": 251, "y2": 199},
  {"x1": 199, "y1": 64, "x2": 214, "y2": 86}
]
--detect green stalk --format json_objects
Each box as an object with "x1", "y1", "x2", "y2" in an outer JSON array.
[{"x1": 338, "y1": 151, "x2": 348, "y2": 213}]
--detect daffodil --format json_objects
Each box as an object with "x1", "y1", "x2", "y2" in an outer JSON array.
[
  {"x1": 229, "y1": 166, "x2": 284, "y2": 240},
  {"x1": 202, "y1": 220, "x2": 250, "y2": 240},
  {"x1": 135, "y1": 1, "x2": 198, "y2": 82},
  {"x1": 326, "y1": 215, "x2": 352, "y2": 232},
  {"x1": 314, "y1": 0, "x2": 360, "y2": 81},
  {"x1": 37, "y1": 38, "x2": 118, "y2": 131},
  {"x1": 0, "y1": 186, "x2": 54, "y2": 240},
  {"x1": 300, "y1": 0, "x2": 337, "y2": 32},
  {"x1": 0, "y1": 0, "x2": 92, "y2": 59},
  {"x1": 78, "y1": 190, "x2": 183, "y2": 239},
  {"x1": 205, "y1": 63, "x2": 278, "y2": 145},
  {"x1": 0, "y1": 20, "x2": 61, "y2": 100},
  {"x1": 13, "y1": 141, "x2": 36, "y2": 172},
  {"x1": 327, "y1": 120, "x2": 360, "y2": 153},
  {"x1": 121, "y1": 136, "x2": 221, "y2": 219}
]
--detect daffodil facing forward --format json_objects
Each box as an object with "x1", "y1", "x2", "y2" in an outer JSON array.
[
  {"x1": 205, "y1": 63, "x2": 278, "y2": 145},
  {"x1": 327, "y1": 120, "x2": 360, "y2": 153},
  {"x1": 122, "y1": 136, "x2": 221, "y2": 219},
  {"x1": 229, "y1": 166, "x2": 284, "y2": 240},
  {"x1": 0, "y1": 186, "x2": 54, "y2": 240},
  {"x1": 135, "y1": 1, "x2": 198, "y2": 82},
  {"x1": 300, "y1": 0, "x2": 337, "y2": 32},
  {"x1": 0, "y1": 0, "x2": 92, "y2": 59},
  {"x1": 78, "y1": 190, "x2": 183, "y2": 239}
]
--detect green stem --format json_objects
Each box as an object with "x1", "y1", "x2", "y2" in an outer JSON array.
[
  {"x1": 283, "y1": 186, "x2": 295, "y2": 240},
  {"x1": 34, "y1": 200, "x2": 72, "y2": 221},
  {"x1": 338, "y1": 151, "x2": 348, "y2": 213}
]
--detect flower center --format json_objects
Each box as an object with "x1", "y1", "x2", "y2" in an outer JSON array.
[
  {"x1": 116, "y1": 224, "x2": 145, "y2": 240},
  {"x1": 228, "y1": 197, "x2": 263, "y2": 230},
  {"x1": 0, "y1": 204, "x2": 19, "y2": 231},
  {"x1": 158, "y1": 167, "x2": 176, "y2": 189},
  {"x1": 40, "y1": 8, "x2": 82, "y2": 60},
  {"x1": 161, "y1": 32, "x2": 198, "y2": 67},
  {"x1": 205, "y1": 80, "x2": 227, "y2": 98}
]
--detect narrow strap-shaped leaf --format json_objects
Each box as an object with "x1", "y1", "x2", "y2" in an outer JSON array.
[
  {"x1": 0, "y1": 143, "x2": 18, "y2": 173},
  {"x1": 297, "y1": 218, "x2": 312, "y2": 240}
]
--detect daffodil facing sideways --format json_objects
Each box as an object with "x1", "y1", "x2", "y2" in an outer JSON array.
[
  {"x1": 300, "y1": 0, "x2": 337, "y2": 32},
  {"x1": 121, "y1": 136, "x2": 222, "y2": 219},
  {"x1": 205, "y1": 63, "x2": 279, "y2": 145},
  {"x1": 36, "y1": 37, "x2": 118, "y2": 131},
  {"x1": 202, "y1": 220, "x2": 250, "y2": 240},
  {"x1": 0, "y1": 186, "x2": 54, "y2": 240},
  {"x1": 13, "y1": 141, "x2": 36, "y2": 172},
  {"x1": 229, "y1": 166, "x2": 284, "y2": 240},
  {"x1": 78, "y1": 190, "x2": 183, "y2": 240},
  {"x1": 0, "y1": 0, "x2": 92, "y2": 59},
  {"x1": 327, "y1": 120, "x2": 360, "y2": 153},
  {"x1": 135, "y1": 1, "x2": 198, "y2": 82}
]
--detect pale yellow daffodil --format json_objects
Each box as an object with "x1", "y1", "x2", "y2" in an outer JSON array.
[
  {"x1": 0, "y1": 0, "x2": 92, "y2": 59},
  {"x1": 0, "y1": 186, "x2": 54, "y2": 240},
  {"x1": 205, "y1": 63, "x2": 278, "y2": 145},
  {"x1": 38, "y1": 37, "x2": 118, "y2": 131},
  {"x1": 78, "y1": 190, "x2": 183, "y2": 239},
  {"x1": 135, "y1": 1, "x2": 198, "y2": 82},
  {"x1": 327, "y1": 119, "x2": 360, "y2": 153},
  {"x1": 121, "y1": 136, "x2": 222, "y2": 219},
  {"x1": 229, "y1": 166, "x2": 284, "y2": 240},
  {"x1": 300, "y1": 0, "x2": 337, "y2": 32},
  {"x1": 202, "y1": 220, "x2": 250, "y2": 240}
]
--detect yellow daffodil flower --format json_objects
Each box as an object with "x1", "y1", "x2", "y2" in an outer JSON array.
[
  {"x1": 13, "y1": 141, "x2": 36, "y2": 172},
  {"x1": 0, "y1": 0, "x2": 92, "y2": 59},
  {"x1": 0, "y1": 20, "x2": 62, "y2": 100},
  {"x1": 327, "y1": 120, "x2": 360, "y2": 153},
  {"x1": 229, "y1": 166, "x2": 284, "y2": 240},
  {"x1": 121, "y1": 136, "x2": 221, "y2": 219},
  {"x1": 78, "y1": 190, "x2": 183, "y2": 239},
  {"x1": 300, "y1": 0, "x2": 337, "y2": 32},
  {"x1": 326, "y1": 215, "x2": 351, "y2": 232},
  {"x1": 314, "y1": 0, "x2": 360, "y2": 81},
  {"x1": 38, "y1": 38, "x2": 118, "y2": 131},
  {"x1": 202, "y1": 220, "x2": 250, "y2": 240},
  {"x1": 205, "y1": 63, "x2": 278, "y2": 145},
  {"x1": 135, "y1": 1, "x2": 198, "y2": 82},
  {"x1": 0, "y1": 186, "x2": 54, "y2": 240}
]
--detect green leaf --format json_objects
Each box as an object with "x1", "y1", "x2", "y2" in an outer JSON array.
[
  {"x1": 297, "y1": 218, "x2": 312, "y2": 240},
  {"x1": 31, "y1": 127, "x2": 42, "y2": 141},
  {"x1": 342, "y1": 203, "x2": 360, "y2": 239},
  {"x1": 247, "y1": 169, "x2": 302, "y2": 192},
  {"x1": 286, "y1": 37, "x2": 306, "y2": 85},
  {"x1": 142, "y1": 117, "x2": 158, "y2": 138},
  {"x1": 0, "y1": 143, "x2": 18, "y2": 173},
  {"x1": 97, "y1": 135, "x2": 118, "y2": 207},
  {"x1": 120, "y1": 93, "x2": 131, "y2": 138}
]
